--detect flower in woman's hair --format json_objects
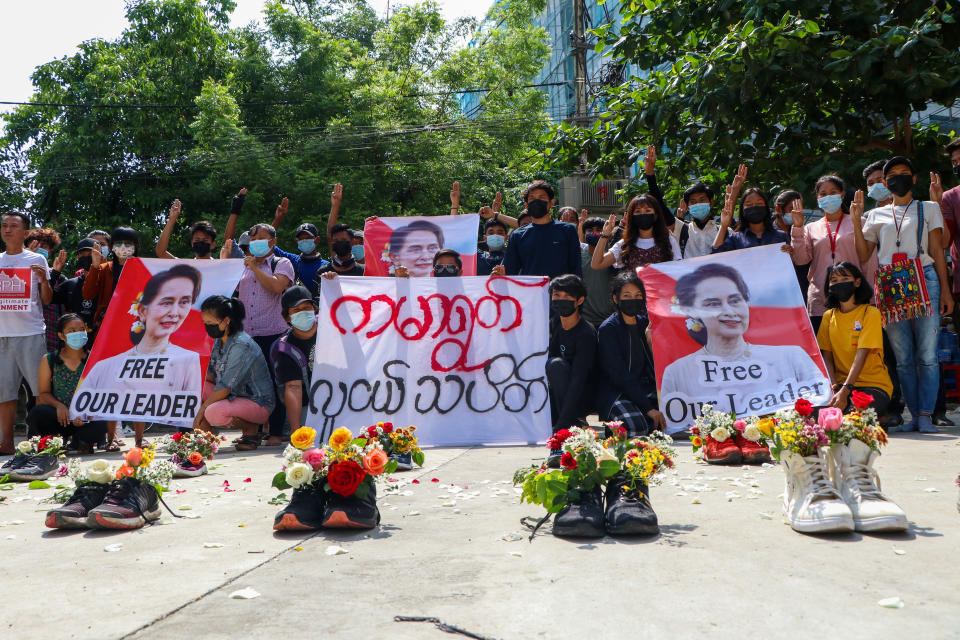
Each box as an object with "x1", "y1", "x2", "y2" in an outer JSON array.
[
  {"x1": 127, "y1": 292, "x2": 144, "y2": 317},
  {"x1": 188, "y1": 452, "x2": 204, "y2": 466},
  {"x1": 710, "y1": 427, "x2": 731, "y2": 442},
  {"x1": 560, "y1": 452, "x2": 578, "y2": 470},
  {"x1": 124, "y1": 447, "x2": 143, "y2": 467},
  {"x1": 116, "y1": 464, "x2": 135, "y2": 479},
  {"x1": 733, "y1": 419, "x2": 746, "y2": 432},
  {"x1": 302, "y1": 447, "x2": 325, "y2": 471},
  {"x1": 17, "y1": 440, "x2": 32, "y2": 454},
  {"x1": 794, "y1": 398, "x2": 814, "y2": 417},
  {"x1": 742, "y1": 425, "x2": 762, "y2": 442},
  {"x1": 86, "y1": 459, "x2": 114, "y2": 484},
  {"x1": 362, "y1": 449, "x2": 389, "y2": 476},
  {"x1": 328, "y1": 427, "x2": 353, "y2": 450},
  {"x1": 850, "y1": 390, "x2": 874, "y2": 410},
  {"x1": 818, "y1": 407, "x2": 844, "y2": 432},
  {"x1": 290, "y1": 426, "x2": 317, "y2": 450},
  {"x1": 285, "y1": 462, "x2": 314, "y2": 488}
]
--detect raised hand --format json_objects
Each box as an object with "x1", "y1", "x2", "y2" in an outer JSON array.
[
  {"x1": 579, "y1": 209, "x2": 589, "y2": 226},
  {"x1": 27, "y1": 239, "x2": 40, "y2": 252},
  {"x1": 450, "y1": 181, "x2": 461, "y2": 209},
  {"x1": 491, "y1": 191, "x2": 503, "y2": 213},
  {"x1": 53, "y1": 250, "x2": 67, "y2": 273},
  {"x1": 230, "y1": 188, "x2": 247, "y2": 214},
  {"x1": 791, "y1": 198, "x2": 805, "y2": 226},
  {"x1": 930, "y1": 171, "x2": 943, "y2": 204},
  {"x1": 602, "y1": 214, "x2": 616, "y2": 237},
  {"x1": 644, "y1": 145, "x2": 656, "y2": 175},
  {"x1": 219, "y1": 238, "x2": 233, "y2": 260},
  {"x1": 719, "y1": 185, "x2": 736, "y2": 228},
  {"x1": 676, "y1": 198, "x2": 688, "y2": 218},
  {"x1": 479, "y1": 206, "x2": 494, "y2": 220},
  {"x1": 169, "y1": 199, "x2": 182, "y2": 221},
  {"x1": 849, "y1": 189, "x2": 865, "y2": 226},
  {"x1": 91, "y1": 242, "x2": 104, "y2": 267},
  {"x1": 731, "y1": 164, "x2": 748, "y2": 194},
  {"x1": 331, "y1": 183, "x2": 343, "y2": 209},
  {"x1": 276, "y1": 196, "x2": 290, "y2": 219}
]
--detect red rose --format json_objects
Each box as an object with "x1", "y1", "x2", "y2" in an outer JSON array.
[
  {"x1": 366, "y1": 426, "x2": 378, "y2": 437},
  {"x1": 560, "y1": 452, "x2": 578, "y2": 470},
  {"x1": 38, "y1": 436, "x2": 51, "y2": 451},
  {"x1": 326, "y1": 460, "x2": 367, "y2": 497},
  {"x1": 850, "y1": 390, "x2": 874, "y2": 410},
  {"x1": 794, "y1": 398, "x2": 814, "y2": 417},
  {"x1": 171, "y1": 432, "x2": 183, "y2": 442},
  {"x1": 381, "y1": 423, "x2": 394, "y2": 434},
  {"x1": 547, "y1": 428, "x2": 573, "y2": 450}
]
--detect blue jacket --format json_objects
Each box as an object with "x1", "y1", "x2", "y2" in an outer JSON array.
[
  {"x1": 595, "y1": 312, "x2": 658, "y2": 420},
  {"x1": 503, "y1": 220, "x2": 581, "y2": 278}
]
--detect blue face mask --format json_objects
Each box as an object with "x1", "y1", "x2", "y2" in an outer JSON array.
[
  {"x1": 64, "y1": 331, "x2": 88, "y2": 349},
  {"x1": 35, "y1": 248, "x2": 49, "y2": 260},
  {"x1": 351, "y1": 245, "x2": 365, "y2": 261},
  {"x1": 100, "y1": 246, "x2": 110, "y2": 258},
  {"x1": 688, "y1": 203, "x2": 711, "y2": 220},
  {"x1": 290, "y1": 310, "x2": 316, "y2": 331},
  {"x1": 486, "y1": 234, "x2": 506, "y2": 251},
  {"x1": 817, "y1": 194, "x2": 844, "y2": 213},
  {"x1": 867, "y1": 182, "x2": 891, "y2": 202},
  {"x1": 249, "y1": 239, "x2": 271, "y2": 257},
  {"x1": 297, "y1": 239, "x2": 316, "y2": 254}
]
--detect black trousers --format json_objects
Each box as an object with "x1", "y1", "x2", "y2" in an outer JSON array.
[
  {"x1": 26, "y1": 404, "x2": 107, "y2": 448},
  {"x1": 546, "y1": 357, "x2": 590, "y2": 430}
]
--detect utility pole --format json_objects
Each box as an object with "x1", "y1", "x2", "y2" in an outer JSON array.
[{"x1": 571, "y1": 0, "x2": 589, "y2": 169}]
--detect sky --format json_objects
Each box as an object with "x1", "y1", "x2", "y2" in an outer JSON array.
[{"x1": 0, "y1": 0, "x2": 488, "y2": 111}]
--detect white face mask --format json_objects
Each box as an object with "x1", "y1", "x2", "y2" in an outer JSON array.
[{"x1": 113, "y1": 243, "x2": 134, "y2": 259}]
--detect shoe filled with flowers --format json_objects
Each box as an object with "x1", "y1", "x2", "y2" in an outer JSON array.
[
  {"x1": 160, "y1": 430, "x2": 224, "y2": 478},
  {"x1": 0, "y1": 436, "x2": 66, "y2": 482},
  {"x1": 45, "y1": 458, "x2": 116, "y2": 529},
  {"x1": 87, "y1": 446, "x2": 177, "y2": 530},
  {"x1": 602, "y1": 424, "x2": 675, "y2": 536},
  {"x1": 691, "y1": 405, "x2": 771, "y2": 465},
  {"x1": 364, "y1": 422, "x2": 424, "y2": 471}
]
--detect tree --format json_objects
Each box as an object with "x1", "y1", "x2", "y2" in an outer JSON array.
[{"x1": 542, "y1": 0, "x2": 960, "y2": 200}]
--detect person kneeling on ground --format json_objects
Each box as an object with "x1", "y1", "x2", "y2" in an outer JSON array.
[{"x1": 271, "y1": 286, "x2": 317, "y2": 435}]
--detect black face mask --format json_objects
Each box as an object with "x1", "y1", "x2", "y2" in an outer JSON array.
[
  {"x1": 953, "y1": 165, "x2": 960, "y2": 179},
  {"x1": 527, "y1": 199, "x2": 550, "y2": 219},
  {"x1": 204, "y1": 323, "x2": 225, "y2": 338},
  {"x1": 192, "y1": 241, "x2": 212, "y2": 257},
  {"x1": 742, "y1": 206, "x2": 768, "y2": 225},
  {"x1": 830, "y1": 281, "x2": 856, "y2": 302},
  {"x1": 434, "y1": 264, "x2": 460, "y2": 277},
  {"x1": 77, "y1": 256, "x2": 93, "y2": 272},
  {"x1": 332, "y1": 240, "x2": 352, "y2": 258},
  {"x1": 585, "y1": 233, "x2": 601, "y2": 246},
  {"x1": 551, "y1": 299, "x2": 577, "y2": 317},
  {"x1": 634, "y1": 213, "x2": 656, "y2": 231},
  {"x1": 885, "y1": 174, "x2": 913, "y2": 197},
  {"x1": 618, "y1": 298, "x2": 646, "y2": 317},
  {"x1": 333, "y1": 254, "x2": 355, "y2": 268}
]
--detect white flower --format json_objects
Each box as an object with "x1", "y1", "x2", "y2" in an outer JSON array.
[
  {"x1": 17, "y1": 440, "x2": 33, "y2": 454},
  {"x1": 48, "y1": 436, "x2": 64, "y2": 451},
  {"x1": 285, "y1": 463, "x2": 314, "y2": 488},
  {"x1": 742, "y1": 425, "x2": 762, "y2": 442},
  {"x1": 282, "y1": 445, "x2": 303, "y2": 465},
  {"x1": 86, "y1": 459, "x2": 114, "y2": 484},
  {"x1": 710, "y1": 426, "x2": 731, "y2": 442}
]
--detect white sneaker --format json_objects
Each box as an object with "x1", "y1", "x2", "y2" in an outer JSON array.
[
  {"x1": 826, "y1": 440, "x2": 908, "y2": 532},
  {"x1": 781, "y1": 449, "x2": 854, "y2": 533},
  {"x1": 172, "y1": 461, "x2": 208, "y2": 478}
]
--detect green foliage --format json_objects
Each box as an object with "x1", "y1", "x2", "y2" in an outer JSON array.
[
  {"x1": 411, "y1": 450, "x2": 425, "y2": 467},
  {"x1": 541, "y1": 0, "x2": 960, "y2": 201},
  {"x1": 271, "y1": 470, "x2": 291, "y2": 490}
]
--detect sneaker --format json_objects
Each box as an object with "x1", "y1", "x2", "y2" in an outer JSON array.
[
  {"x1": 8, "y1": 454, "x2": 60, "y2": 481},
  {"x1": 917, "y1": 415, "x2": 939, "y2": 434},
  {"x1": 826, "y1": 440, "x2": 907, "y2": 532},
  {"x1": 552, "y1": 486, "x2": 605, "y2": 538},
  {"x1": 321, "y1": 484, "x2": 380, "y2": 529},
  {"x1": 546, "y1": 449, "x2": 562, "y2": 469},
  {"x1": 932, "y1": 413, "x2": 954, "y2": 427},
  {"x1": 274, "y1": 483, "x2": 327, "y2": 531},
  {"x1": 780, "y1": 449, "x2": 854, "y2": 533},
  {"x1": 704, "y1": 436, "x2": 741, "y2": 465},
  {"x1": 604, "y1": 474, "x2": 658, "y2": 536},
  {"x1": 391, "y1": 452, "x2": 413, "y2": 471},
  {"x1": 735, "y1": 434, "x2": 772, "y2": 464},
  {"x1": 45, "y1": 483, "x2": 109, "y2": 529},
  {"x1": 0, "y1": 453, "x2": 30, "y2": 476},
  {"x1": 172, "y1": 461, "x2": 208, "y2": 478},
  {"x1": 87, "y1": 477, "x2": 161, "y2": 530}
]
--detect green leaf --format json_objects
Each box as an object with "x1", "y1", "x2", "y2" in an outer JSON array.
[
  {"x1": 598, "y1": 459, "x2": 621, "y2": 478},
  {"x1": 829, "y1": 49, "x2": 851, "y2": 59},
  {"x1": 271, "y1": 471, "x2": 291, "y2": 490},
  {"x1": 412, "y1": 450, "x2": 425, "y2": 467},
  {"x1": 28, "y1": 480, "x2": 51, "y2": 489},
  {"x1": 804, "y1": 20, "x2": 819, "y2": 34},
  {"x1": 384, "y1": 459, "x2": 398, "y2": 474}
]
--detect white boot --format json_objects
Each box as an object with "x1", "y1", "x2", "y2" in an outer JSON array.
[
  {"x1": 781, "y1": 449, "x2": 854, "y2": 533},
  {"x1": 827, "y1": 440, "x2": 908, "y2": 532}
]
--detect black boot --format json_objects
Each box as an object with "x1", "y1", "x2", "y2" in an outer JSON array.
[
  {"x1": 552, "y1": 486, "x2": 605, "y2": 538},
  {"x1": 604, "y1": 474, "x2": 659, "y2": 536},
  {"x1": 322, "y1": 483, "x2": 381, "y2": 529},
  {"x1": 274, "y1": 483, "x2": 327, "y2": 531}
]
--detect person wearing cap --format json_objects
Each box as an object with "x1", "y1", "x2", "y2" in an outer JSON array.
[
  {"x1": 52, "y1": 238, "x2": 99, "y2": 331},
  {"x1": 237, "y1": 231, "x2": 251, "y2": 257},
  {"x1": 272, "y1": 222, "x2": 330, "y2": 298},
  {"x1": 270, "y1": 285, "x2": 318, "y2": 437}
]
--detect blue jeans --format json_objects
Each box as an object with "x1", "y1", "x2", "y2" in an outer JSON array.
[{"x1": 884, "y1": 264, "x2": 941, "y2": 416}]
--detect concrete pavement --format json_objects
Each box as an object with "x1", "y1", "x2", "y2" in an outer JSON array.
[{"x1": 1, "y1": 425, "x2": 959, "y2": 640}]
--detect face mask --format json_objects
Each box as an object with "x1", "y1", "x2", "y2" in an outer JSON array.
[
  {"x1": 885, "y1": 174, "x2": 913, "y2": 198},
  {"x1": 634, "y1": 213, "x2": 656, "y2": 230},
  {"x1": 77, "y1": 256, "x2": 92, "y2": 272},
  {"x1": 585, "y1": 233, "x2": 601, "y2": 247},
  {"x1": 204, "y1": 322, "x2": 225, "y2": 338},
  {"x1": 333, "y1": 254, "x2": 355, "y2": 268},
  {"x1": 742, "y1": 206, "x2": 768, "y2": 225},
  {"x1": 35, "y1": 248, "x2": 49, "y2": 260},
  {"x1": 689, "y1": 203, "x2": 711, "y2": 220},
  {"x1": 817, "y1": 194, "x2": 843, "y2": 213},
  {"x1": 551, "y1": 299, "x2": 577, "y2": 317},
  {"x1": 830, "y1": 281, "x2": 856, "y2": 302},
  {"x1": 618, "y1": 298, "x2": 646, "y2": 317},
  {"x1": 332, "y1": 240, "x2": 352, "y2": 258},
  {"x1": 249, "y1": 239, "x2": 271, "y2": 257},
  {"x1": 351, "y1": 245, "x2": 365, "y2": 261},
  {"x1": 953, "y1": 165, "x2": 960, "y2": 179},
  {"x1": 297, "y1": 239, "x2": 316, "y2": 254},
  {"x1": 434, "y1": 264, "x2": 459, "y2": 277},
  {"x1": 290, "y1": 310, "x2": 316, "y2": 331},
  {"x1": 527, "y1": 199, "x2": 549, "y2": 219},
  {"x1": 113, "y1": 243, "x2": 134, "y2": 259},
  {"x1": 192, "y1": 241, "x2": 212, "y2": 257},
  {"x1": 867, "y1": 182, "x2": 890, "y2": 202},
  {"x1": 100, "y1": 245, "x2": 110, "y2": 258},
  {"x1": 486, "y1": 235, "x2": 506, "y2": 251},
  {"x1": 780, "y1": 213, "x2": 793, "y2": 227},
  {"x1": 64, "y1": 331, "x2": 88, "y2": 349}
]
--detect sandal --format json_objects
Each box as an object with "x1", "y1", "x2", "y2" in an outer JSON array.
[
  {"x1": 235, "y1": 435, "x2": 260, "y2": 451},
  {"x1": 106, "y1": 439, "x2": 123, "y2": 452}
]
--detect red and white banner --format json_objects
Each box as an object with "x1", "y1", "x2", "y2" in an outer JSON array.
[
  {"x1": 0, "y1": 268, "x2": 32, "y2": 312},
  {"x1": 306, "y1": 275, "x2": 551, "y2": 446},
  {"x1": 70, "y1": 258, "x2": 244, "y2": 427},
  {"x1": 639, "y1": 244, "x2": 830, "y2": 433},
  {"x1": 363, "y1": 214, "x2": 480, "y2": 277}
]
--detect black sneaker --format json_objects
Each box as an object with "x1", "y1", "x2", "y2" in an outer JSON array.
[
  {"x1": 546, "y1": 449, "x2": 562, "y2": 469},
  {"x1": 87, "y1": 477, "x2": 161, "y2": 529},
  {"x1": 274, "y1": 483, "x2": 327, "y2": 531},
  {"x1": 0, "y1": 453, "x2": 30, "y2": 476},
  {"x1": 933, "y1": 413, "x2": 955, "y2": 427},
  {"x1": 604, "y1": 474, "x2": 659, "y2": 536},
  {"x1": 552, "y1": 486, "x2": 605, "y2": 538},
  {"x1": 8, "y1": 454, "x2": 60, "y2": 481},
  {"x1": 45, "y1": 482, "x2": 109, "y2": 529},
  {"x1": 391, "y1": 452, "x2": 413, "y2": 471},
  {"x1": 321, "y1": 484, "x2": 380, "y2": 529}
]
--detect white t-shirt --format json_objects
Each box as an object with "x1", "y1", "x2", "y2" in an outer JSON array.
[
  {"x1": 671, "y1": 219, "x2": 718, "y2": 259},
  {"x1": 0, "y1": 250, "x2": 50, "y2": 337},
  {"x1": 610, "y1": 235, "x2": 682, "y2": 267},
  {"x1": 862, "y1": 200, "x2": 943, "y2": 267}
]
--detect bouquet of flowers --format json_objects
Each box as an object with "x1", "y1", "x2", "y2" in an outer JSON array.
[
  {"x1": 363, "y1": 422, "x2": 425, "y2": 467},
  {"x1": 514, "y1": 427, "x2": 620, "y2": 513},
  {"x1": 603, "y1": 423, "x2": 676, "y2": 498},
  {"x1": 690, "y1": 405, "x2": 736, "y2": 458},
  {"x1": 816, "y1": 392, "x2": 888, "y2": 452},
  {"x1": 767, "y1": 399, "x2": 826, "y2": 460},
  {"x1": 17, "y1": 435, "x2": 66, "y2": 458},
  {"x1": 67, "y1": 458, "x2": 115, "y2": 486},
  {"x1": 116, "y1": 445, "x2": 176, "y2": 492},
  {"x1": 160, "y1": 430, "x2": 224, "y2": 473}
]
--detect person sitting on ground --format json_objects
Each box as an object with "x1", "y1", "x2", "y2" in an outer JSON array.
[
  {"x1": 595, "y1": 272, "x2": 665, "y2": 436},
  {"x1": 591, "y1": 194, "x2": 681, "y2": 272},
  {"x1": 503, "y1": 180, "x2": 581, "y2": 279},
  {"x1": 28, "y1": 314, "x2": 107, "y2": 453},
  {"x1": 271, "y1": 286, "x2": 317, "y2": 435},
  {"x1": 817, "y1": 262, "x2": 892, "y2": 418},
  {"x1": 155, "y1": 199, "x2": 220, "y2": 260},
  {"x1": 196, "y1": 296, "x2": 275, "y2": 451},
  {"x1": 579, "y1": 217, "x2": 616, "y2": 327}
]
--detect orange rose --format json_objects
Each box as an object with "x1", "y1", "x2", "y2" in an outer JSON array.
[
  {"x1": 115, "y1": 464, "x2": 135, "y2": 479},
  {"x1": 188, "y1": 451, "x2": 204, "y2": 466},
  {"x1": 124, "y1": 447, "x2": 143, "y2": 467},
  {"x1": 362, "y1": 448, "x2": 389, "y2": 476},
  {"x1": 290, "y1": 426, "x2": 317, "y2": 450}
]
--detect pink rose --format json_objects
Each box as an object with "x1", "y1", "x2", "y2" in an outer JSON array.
[
  {"x1": 302, "y1": 448, "x2": 325, "y2": 471},
  {"x1": 818, "y1": 407, "x2": 844, "y2": 432},
  {"x1": 733, "y1": 419, "x2": 746, "y2": 432}
]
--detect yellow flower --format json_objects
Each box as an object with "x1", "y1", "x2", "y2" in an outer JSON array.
[
  {"x1": 328, "y1": 427, "x2": 353, "y2": 450},
  {"x1": 756, "y1": 418, "x2": 775, "y2": 437},
  {"x1": 290, "y1": 426, "x2": 317, "y2": 450},
  {"x1": 140, "y1": 447, "x2": 155, "y2": 466}
]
